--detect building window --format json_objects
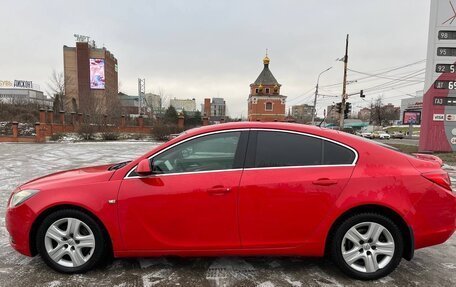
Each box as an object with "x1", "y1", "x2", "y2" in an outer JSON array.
[
  {"x1": 266, "y1": 88, "x2": 270, "y2": 94},
  {"x1": 255, "y1": 88, "x2": 259, "y2": 94},
  {"x1": 265, "y1": 102, "x2": 273, "y2": 111}
]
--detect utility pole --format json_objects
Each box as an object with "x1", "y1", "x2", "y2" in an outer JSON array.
[
  {"x1": 311, "y1": 66, "x2": 332, "y2": 125},
  {"x1": 339, "y1": 34, "x2": 349, "y2": 129},
  {"x1": 138, "y1": 78, "x2": 145, "y2": 115}
]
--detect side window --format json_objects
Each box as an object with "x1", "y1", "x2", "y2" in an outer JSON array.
[
  {"x1": 323, "y1": 140, "x2": 355, "y2": 165},
  {"x1": 151, "y1": 132, "x2": 241, "y2": 174},
  {"x1": 254, "y1": 131, "x2": 322, "y2": 167}
]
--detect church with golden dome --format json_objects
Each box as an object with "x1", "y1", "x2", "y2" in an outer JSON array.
[{"x1": 247, "y1": 52, "x2": 287, "y2": 121}]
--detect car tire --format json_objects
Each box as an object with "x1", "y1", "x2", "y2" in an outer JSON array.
[
  {"x1": 330, "y1": 213, "x2": 403, "y2": 280},
  {"x1": 36, "y1": 209, "x2": 106, "y2": 273}
]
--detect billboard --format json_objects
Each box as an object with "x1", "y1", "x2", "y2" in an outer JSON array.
[
  {"x1": 89, "y1": 59, "x2": 105, "y2": 89},
  {"x1": 403, "y1": 111, "x2": 421, "y2": 125},
  {"x1": 420, "y1": 0, "x2": 456, "y2": 151}
]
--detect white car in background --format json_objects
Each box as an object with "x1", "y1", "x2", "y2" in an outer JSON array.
[
  {"x1": 360, "y1": 132, "x2": 373, "y2": 139},
  {"x1": 377, "y1": 132, "x2": 391, "y2": 140}
]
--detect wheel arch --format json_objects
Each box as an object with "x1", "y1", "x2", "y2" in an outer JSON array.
[
  {"x1": 325, "y1": 204, "x2": 414, "y2": 261},
  {"x1": 29, "y1": 204, "x2": 113, "y2": 257}
]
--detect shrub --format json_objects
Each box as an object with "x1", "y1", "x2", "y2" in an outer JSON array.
[
  {"x1": 49, "y1": 133, "x2": 65, "y2": 141},
  {"x1": 78, "y1": 123, "x2": 96, "y2": 140},
  {"x1": 151, "y1": 124, "x2": 182, "y2": 141},
  {"x1": 101, "y1": 131, "x2": 119, "y2": 141}
]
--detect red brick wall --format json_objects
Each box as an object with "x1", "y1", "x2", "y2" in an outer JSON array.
[{"x1": 248, "y1": 98, "x2": 286, "y2": 121}]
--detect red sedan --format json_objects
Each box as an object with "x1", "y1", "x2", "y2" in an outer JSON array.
[{"x1": 6, "y1": 122, "x2": 456, "y2": 280}]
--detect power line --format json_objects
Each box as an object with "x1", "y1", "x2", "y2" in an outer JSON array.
[
  {"x1": 319, "y1": 59, "x2": 425, "y2": 88},
  {"x1": 348, "y1": 68, "x2": 425, "y2": 82},
  {"x1": 287, "y1": 87, "x2": 316, "y2": 103}
]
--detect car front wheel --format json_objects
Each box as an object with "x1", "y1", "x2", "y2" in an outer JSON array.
[
  {"x1": 330, "y1": 213, "x2": 403, "y2": 280},
  {"x1": 36, "y1": 209, "x2": 106, "y2": 273}
]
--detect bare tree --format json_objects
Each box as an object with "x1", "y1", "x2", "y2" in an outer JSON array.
[
  {"x1": 157, "y1": 87, "x2": 169, "y2": 110},
  {"x1": 370, "y1": 96, "x2": 399, "y2": 126},
  {"x1": 47, "y1": 70, "x2": 65, "y2": 111}
]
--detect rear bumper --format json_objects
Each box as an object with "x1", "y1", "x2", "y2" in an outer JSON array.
[
  {"x1": 415, "y1": 225, "x2": 455, "y2": 250},
  {"x1": 5, "y1": 204, "x2": 36, "y2": 257},
  {"x1": 412, "y1": 184, "x2": 456, "y2": 250}
]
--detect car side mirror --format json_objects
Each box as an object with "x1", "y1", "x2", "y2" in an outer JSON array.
[{"x1": 136, "y1": 159, "x2": 153, "y2": 176}]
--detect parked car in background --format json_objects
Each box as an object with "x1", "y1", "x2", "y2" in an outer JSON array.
[
  {"x1": 392, "y1": 132, "x2": 404, "y2": 139},
  {"x1": 360, "y1": 132, "x2": 373, "y2": 139},
  {"x1": 6, "y1": 122, "x2": 456, "y2": 280},
  {"x1": 376, "y1": 132, "x2": 391, "y2": 140}
]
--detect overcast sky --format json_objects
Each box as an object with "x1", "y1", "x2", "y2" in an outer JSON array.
[{"x1": 1, "y1": 0, "x2": 430, "y2": 117}]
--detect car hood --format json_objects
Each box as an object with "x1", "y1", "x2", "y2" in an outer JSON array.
[{"x1": 19, "y1": 164, "x2": 115, "y2": 190}]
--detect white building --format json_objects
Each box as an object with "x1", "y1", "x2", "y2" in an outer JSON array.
[
  {"x1": 169, "y1": 98, "x2": 197, "y2": 112},
  {"x1": 0, "y1": 87, "x2": 52, "y2": 107},
  {"x1": 144, "y1": 93, "x2": 163, "y2": 114},
  {"x1": 400, "y1": 91, "x2": 423, "y2": 121}
]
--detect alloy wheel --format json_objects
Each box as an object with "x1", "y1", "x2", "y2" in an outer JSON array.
[
  {"x1": 44, "y1": 217, "x2": 96, "y2": 268},
  {"x1": 341, "y1": 222, "x2": 395, "y2": 273}
]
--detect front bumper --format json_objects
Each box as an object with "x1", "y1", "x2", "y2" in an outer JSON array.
[{"x1": 5, "y1": 203, "x2": 37, "y2": 257}]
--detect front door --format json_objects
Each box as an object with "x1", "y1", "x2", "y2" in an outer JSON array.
[{"x1": 118, "y1": 131, "x2": 248, "y2": 251}]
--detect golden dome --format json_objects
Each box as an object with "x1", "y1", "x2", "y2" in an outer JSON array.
[
  {"x1": 258, "y1": 84, "x2": 264, "y2": 91},
  {"x1": 263, "y1": 55, "x2": 270, "y2": 65}
]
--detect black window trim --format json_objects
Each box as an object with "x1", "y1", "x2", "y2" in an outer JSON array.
[
  {"x1": 124, "y1": 128, "x2": 358, "y2": 178},
  {"x1": 244, "y1": 128, "x2": 358, "y2": 170}
]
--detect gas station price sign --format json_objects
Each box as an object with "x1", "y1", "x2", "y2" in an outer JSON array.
[
  {"x1": 438, "y1": 30, "x2": 456, "y2": 39},
  {"x1": 420, "y1": 0, "x2": 456, "y2": 152},
  {"x1": 433, "y1": 97, "x2": 456, "y2": 105},
  {"x1": 437, "y1": 47, "x2": 456, "y2": 56},
  {"x1": 436, "y1": 63, "x2": 456, "y2": 72},
  {"x1": 434, "y1": 80, "x2": 456, "y2": 89}
]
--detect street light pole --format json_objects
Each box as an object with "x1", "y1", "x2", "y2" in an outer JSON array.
[{"x1": 311, "y1": 66, "x2": 332, "y2": 125}]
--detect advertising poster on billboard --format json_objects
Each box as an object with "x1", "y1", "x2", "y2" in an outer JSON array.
[
  {"x1": 403, "y1": 111, "x2": 421, "y2": 125},
  {"x1": 89, "y1": 59, "x2": 105, "y2": 89}
]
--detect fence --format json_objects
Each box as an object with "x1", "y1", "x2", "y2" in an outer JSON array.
[{"x1": 0, "y1": 109, "x2": 210, "y2": 143}]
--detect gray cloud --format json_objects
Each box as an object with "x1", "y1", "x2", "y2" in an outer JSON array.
[{"x1": 1, "y1": 0, "x2": 429, "y2": 117}]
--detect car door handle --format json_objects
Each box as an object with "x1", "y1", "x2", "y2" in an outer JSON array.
[
  {"x1": 207, "y1": 186, "x2": 231, "y2": 195},
  {"x1": 312, "y1": 178, "x2": 338, "y2": 186}
]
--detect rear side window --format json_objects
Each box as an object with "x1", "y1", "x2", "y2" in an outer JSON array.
[
  {"x1": 252, "y1": 131, "x2": 356, "y2": 168},
  {"x1": 323, "y1": 140, "x2": 356, "y2": 165},
  {"x1": 255, "y1": 131, "x2": 322, "y2": 167}
]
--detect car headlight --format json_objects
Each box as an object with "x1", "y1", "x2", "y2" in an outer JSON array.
[{"x1": 9, "y1": 189, "x2": 39, "y2": 208}]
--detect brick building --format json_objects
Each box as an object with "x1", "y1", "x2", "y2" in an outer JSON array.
[
  {"x1": 63, "y1": 41, "x2": 118, "y2": 114},
  {"x1": 247, "y1": 54, "x2": 286, "y2": 121},
  {"x1": 203, "y1": 97, "x2": 226, "y2": 122}
]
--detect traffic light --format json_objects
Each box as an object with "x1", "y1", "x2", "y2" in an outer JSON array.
[
  {"x1": 360, "y1": 90, "x2": 365, "y2": 98},
  {"x1": 344, "y1": 102, "x2": 352, "y2": 119},
  {"x1": 336, "y1": 102, "x2": 342, "y2": 113}
]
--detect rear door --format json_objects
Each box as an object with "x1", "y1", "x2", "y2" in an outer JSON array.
[{"x1": 238, "y1": 130, "x2": 357, "y2": 248}]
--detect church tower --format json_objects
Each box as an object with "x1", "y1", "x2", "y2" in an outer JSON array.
[{"x1": 247, "y1": 52, "x2": 286, "y2": 121}]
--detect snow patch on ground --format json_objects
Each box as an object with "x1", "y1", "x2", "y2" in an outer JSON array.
[
  {"x1": 206, "y1": 257, "x2": 256, "y2": 286},
  {"x1": 257, "y1": 281, "x2": 275, "y2": 287}
]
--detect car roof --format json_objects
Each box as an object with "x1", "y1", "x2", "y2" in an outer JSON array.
[
  {"x1": 176, "y1": 122, "x2": 363, "y2": 147},
  {"x1": 181, "y1": 122, "x2": 329, "y2": 137}
]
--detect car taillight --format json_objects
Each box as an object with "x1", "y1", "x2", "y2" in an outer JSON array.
[{"x1": 421, "y1": 171, "x2": 452, "y2": 191}]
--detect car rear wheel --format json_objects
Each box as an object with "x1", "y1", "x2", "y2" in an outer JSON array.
[
  {"x1": 330, "y1": 213, "x2": 403, "y2": 280},
  {"x1": 36, "y1": 209, "x2": 106, "y2": 273}
]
